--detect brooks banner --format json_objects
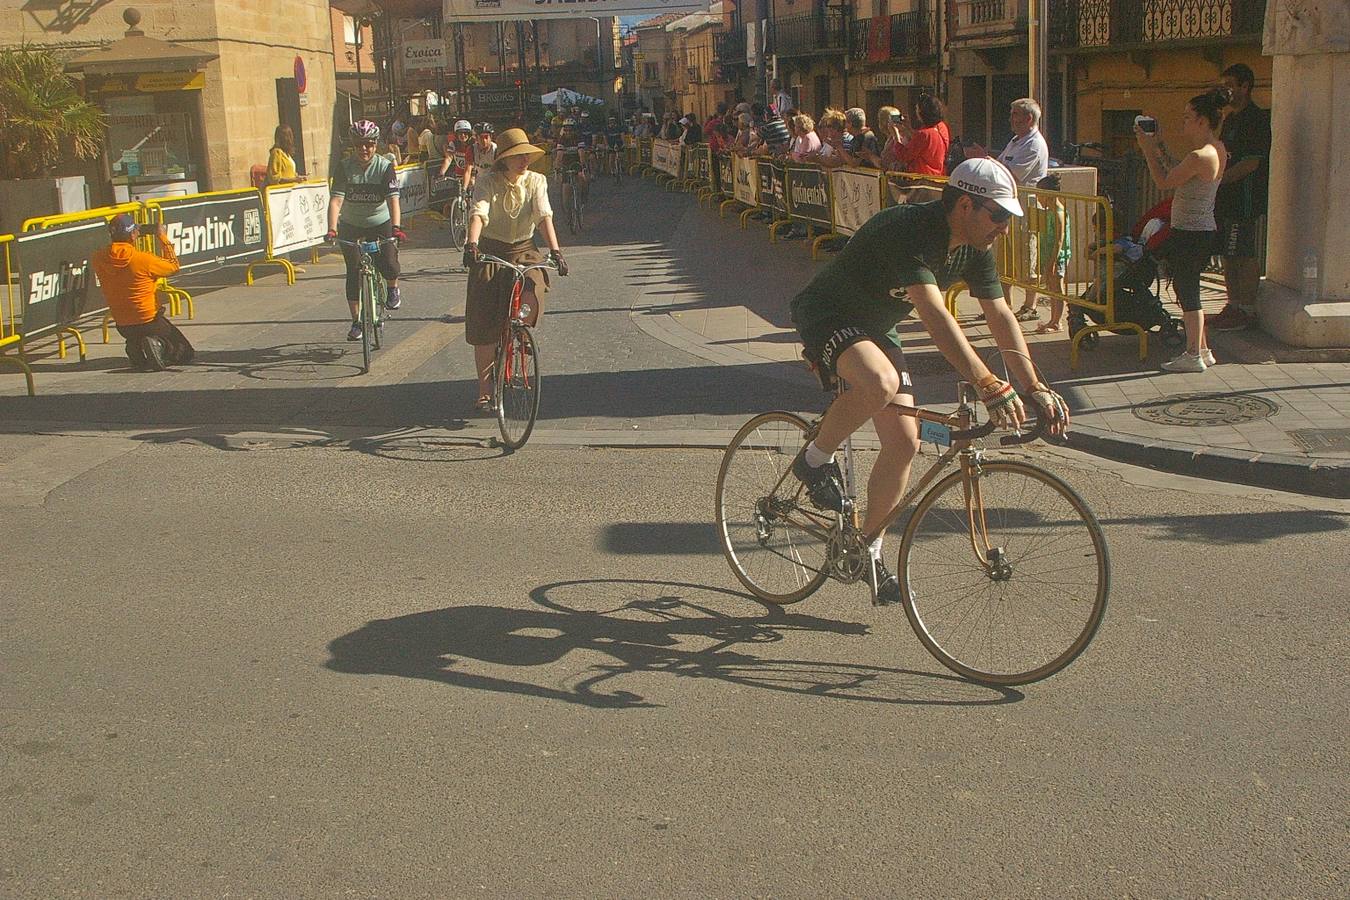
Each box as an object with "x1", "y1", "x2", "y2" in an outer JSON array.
[
  {"x1": 265, "y1": 181, "x2": 330, "y2": 256},
  {"x1": 149, "y1": 191, "x2": 267, "y2": 272},
  {"x1": 14, "y1": 218, "x2": 107, "y2": 335},
  {"x1": 443, "y1": 0, "x2": 709, "y2": 23},
  {"x1": 733, "y1": 156, "x2": 758, "y2": 207},
  {"x1": 830, "y1": 168, "x2": 885, "y2": 236},
  {"x1": 652, "y1": 139, "x2": 681, "y2": 177}
]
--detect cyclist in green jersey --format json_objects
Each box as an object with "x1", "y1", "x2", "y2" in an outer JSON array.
[
  {"x1": 789, "y1": 157, "x2": 1070, "y2": 604},
  {"x1": 327, "y1": 120, "x2": 406, "y2": 341}
]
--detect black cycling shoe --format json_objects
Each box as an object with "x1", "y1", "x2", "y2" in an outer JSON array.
[
  {"x1": 870, "y1": 559, "x2": 902, "y2": 607},
  {"x1": 791, "y1": 454, "x2": 846, "y2": 513}
]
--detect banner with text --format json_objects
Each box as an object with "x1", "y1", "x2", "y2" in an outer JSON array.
[
  {"x1": 14, "y1": 218, "x2": 108, "y2": 335},
  {"x1": 829, "y1": 168, "x2": 885, "y2": 236},
  {"x1": 686, "y1": 145, "x2": 712, "y2": 187},
  {"x1": 149, "y1": 191, "x2": 267, "y2": 272},
  {"x1": 733, "y1": 155, "x2": 758, "y2": 207},
  {"x1": 757, "y1": 161, "x2": 785, "y2": 215},
  {"x1": 785, "y1": 166, "x2": 832, "y2": 228},
  {"x1": 652, "y1": 139, "x2": 681, "y2": 177},
  {"x1": 427, "y1": 160, "x2": 459, "y2": 207},
  {"x1": 638, "y1": 138, "x2": 652, "y2": 167},
  {"x1": 716, "y1": 153, "x2": 733, "y2": 197},
  {"x1": 444, "y1": 0, "x2": 707, "y2": 23},
  {"x1": 264, "y1": 181, "x2": 330, "y2": 256},
  {"x1": 396, "y1": 165, "x2": 430, "y2": 217}
]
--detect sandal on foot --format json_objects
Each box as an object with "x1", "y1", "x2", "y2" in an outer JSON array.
[
  {"x1": 474, "y1": 395, "x2": 493, "y2": 415},
  {"x1": 1035, "y1": 321, "x2": 1064, "y2": 334}
]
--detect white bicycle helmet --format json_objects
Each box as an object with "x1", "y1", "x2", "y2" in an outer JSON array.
[{"x1": 454, "y1": 119, "x2": 473, "y2": 133}]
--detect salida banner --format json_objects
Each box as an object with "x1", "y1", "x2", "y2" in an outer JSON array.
[
  {"x1": 785, "y1": 166, "x2": 832, "y2": 227},
  {"x1": 265, "y1": 181, "x2": 330, "y2": 256},
  {"x1": 733, "y1": 156, "x2": 758, "y2": 207},
  {"x1": 14, "y1": 218, "x2": 107, "y2": 335},
  {"x1": 150, "y1": 191, "x2": 267, "y2": 272},
  {"x1": 758, "y1": 161, "x2": 786, "y2": 215},
  {"x1": 830, "y1": 168, "x2": 885, "y2": 236},
  {"x1": 651, "y1": 139, "x2": 681, "y2": 177}
]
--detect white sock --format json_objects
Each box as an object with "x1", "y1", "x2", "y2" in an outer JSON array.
[
  {"x1": 869, "y1": 537, "x2": 884, "y2": 563},
  {"x1": 803, "y1": 440, "x2": 834, "y2": 468}
]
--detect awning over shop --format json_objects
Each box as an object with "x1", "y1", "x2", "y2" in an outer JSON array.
[{"x1": 64, "y1": 9, "x2": 217, "y2": 76}]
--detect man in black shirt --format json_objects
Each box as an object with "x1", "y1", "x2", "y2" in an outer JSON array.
[
  {"x1": 838, "y1": 108, "x2": 879, "y2": 169},
  {"x1": 1210, "y1": 63, "x2": 1271, "y2": 332}
]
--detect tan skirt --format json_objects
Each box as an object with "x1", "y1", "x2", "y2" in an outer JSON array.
[{"x1": 465, "y1": 237, "x2": 550, "y2": 345}]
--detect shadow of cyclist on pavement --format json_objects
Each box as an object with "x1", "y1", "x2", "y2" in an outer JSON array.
[{"x1": 324, "y1": 579, "x2": 1022, "y2": 709}]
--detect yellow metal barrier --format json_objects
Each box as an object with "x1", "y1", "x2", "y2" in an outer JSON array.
[
  {"x1": 0, "y1": 233, "x2": 36, "y2": 395},
  {"x1": 247, "y1": 179, "x2": 329, "y2": 287}
]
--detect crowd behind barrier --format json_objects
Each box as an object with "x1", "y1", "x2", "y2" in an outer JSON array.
[
  {"x1": 0, "y1": 163, "x2": 447, "y2": 395},
  {"x1": 632, "y1": 134, "x2": 1143, "y2": 368}
]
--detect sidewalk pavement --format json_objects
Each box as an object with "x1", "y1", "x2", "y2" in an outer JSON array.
[{"x1": 633, "y1": 195, "x2": 1350, "y2": 499}]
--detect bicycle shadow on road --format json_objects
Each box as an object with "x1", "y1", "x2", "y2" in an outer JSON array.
[{"x1": 324, "y1": 579, "x2": 1022, "y2": 709}]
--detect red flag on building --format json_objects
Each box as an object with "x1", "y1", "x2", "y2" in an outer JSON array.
[{"x1": 867, "y1": 14, "x2": 891, "y2": 63}]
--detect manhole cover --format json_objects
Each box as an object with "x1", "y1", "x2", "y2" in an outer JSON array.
[
  {"x1": 1289, "y1": 428, "x2": 1350, "y2": 453},
  {"x1": 1133, "y1": 392, "x2": 1279, "y2": 427}
]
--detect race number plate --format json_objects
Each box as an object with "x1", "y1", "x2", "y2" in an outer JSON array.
[{"x1": 920, "y1": 420, "x2": 953, "y2": 447}]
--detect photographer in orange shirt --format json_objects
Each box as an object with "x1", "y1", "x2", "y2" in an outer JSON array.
[{"x1": 91, "y1": 214, "x2": 194, "y2": 371}]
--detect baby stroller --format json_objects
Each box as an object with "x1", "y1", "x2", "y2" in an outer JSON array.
[{"x1": 1070, "y1": 198, "x2": 1184, "y2": 349}]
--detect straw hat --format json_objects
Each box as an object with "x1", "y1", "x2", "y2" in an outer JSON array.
[{"x1": 495, "y1": 128, "x2": 544, "y2": 163}]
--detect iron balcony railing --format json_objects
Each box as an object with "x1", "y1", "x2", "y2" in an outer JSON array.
[
  {"x1": 850, "y1": 18, "x2": 870, "y2": 62},
  {"x1": 1049, "y1": 0, "x2": 1268, "y2": 50},
  {"x1": 767, "y1": 12, "x2": 849, "y2": 56},
  {"x1": 891, "y1": 10, "x2": 937, "y2": 59},
  {"x1": 715, "y1": 25, "x2": 748, "y2": 64}
]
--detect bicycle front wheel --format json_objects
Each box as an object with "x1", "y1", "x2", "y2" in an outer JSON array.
[
  {"x1": 715, "y1": 412, "x2": 831, "y2": 605},
  {"x1": 898, "y1": 461, "x2": 1109, "y2": 686},
  {"x1": 359, "y1": 274, "x2": 375, "y2": 374},
  {"x1": 449, "y1": 198, "x2": 467, "y2": 250},
  {"x1": 495, "y1": 323, "x2": 541, "y2": 449}
]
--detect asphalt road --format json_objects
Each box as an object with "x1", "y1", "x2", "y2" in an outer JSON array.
[{"x1": 1, "y1": 177, "x2": 1346, "y2": 897}]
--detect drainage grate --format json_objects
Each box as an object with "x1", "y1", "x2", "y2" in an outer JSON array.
[
  {"x1": 1289, "y1": 428, "x2": 1350, "y2": 454},
  {"x1": 1133, "y1": 392, "x2": 1279, "y2": 427}
]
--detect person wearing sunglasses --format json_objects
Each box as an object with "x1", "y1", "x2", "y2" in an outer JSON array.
[{"x1": 789, "y1": 157, "x2": 1070, "y2": 606}]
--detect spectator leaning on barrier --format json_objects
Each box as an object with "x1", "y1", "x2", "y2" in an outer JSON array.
[
  {"x1": 812, "y1": 108, "x2": 848, "y2": 167},
  {"x1": 893, "y1": 94, "x2": 950, "y2": 177},
  {"x1": 967, "y1": 98, "x2": 1048, "y2": 187},
  {"x1": 838, "y1": 108, "x2": 878, "y2": 168},
  {"x1": 265, "y1": 125, "x2": 302, "y2": 186},
  {"x1": 1209, "y1": 62, "x2": 1270, "y2": 333},
  {"x1": 92, "y1": 214, "x2": 194, "y2": 371},
  {"x1": 789, "y1": 113, "x2": 820, "y2": 162},
  {"x1": 876, "y1": 105, "x2": 905, "y2": 170}
]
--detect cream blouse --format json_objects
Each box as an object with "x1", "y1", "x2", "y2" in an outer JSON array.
[{"x1": 470, "y1": 170, "x2": 553, "y2": 244}]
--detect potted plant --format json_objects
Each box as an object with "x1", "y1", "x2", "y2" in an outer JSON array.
[{"x1": 0, "y1": 43, "x2": 105, "y2": 232}]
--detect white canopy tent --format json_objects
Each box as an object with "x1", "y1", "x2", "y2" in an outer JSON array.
[{"x1": 540, "y1": 88, "x2": 603, "y2": 108}]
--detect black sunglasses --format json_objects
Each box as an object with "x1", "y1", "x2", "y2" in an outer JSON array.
[{"x1": 978, "y1": 199, "x2": 1014, "y2": 224}]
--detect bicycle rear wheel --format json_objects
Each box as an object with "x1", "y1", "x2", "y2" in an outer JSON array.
[
  {"x1": 898, "y1": 461, "x2": 1109, "y2": 686},
  {"x1": 495, "y1": 323, "x2": 541, "y2": 449},
  {"x1": 715, "y1": 412, "x2": 831, "y2": 604}
]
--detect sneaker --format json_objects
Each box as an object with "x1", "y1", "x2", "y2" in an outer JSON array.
[
  {"x1": 869, "y1": 559, "x2": 902, "y2": 606},
  {"x1": 791, "y1": 454, "x2": 845, "y2": 513},
  {"x1": 1208, "y1": 304, "x2": 1253, "y2": 332},
  {"x1": 1201, "y1": 348, "x2": 1216, "y2": 367},
  {"x1": 1161, "y1": 350, "x2": 1207, "y2": 373},
  {"x1": 384, "y1": 286, "x2": 401, "y2": 310},
  {"x1": 346, "y1": 321, "x2": 362, "y2": 342}
]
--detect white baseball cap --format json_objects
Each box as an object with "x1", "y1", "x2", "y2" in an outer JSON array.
[{"x1": 948, "y1": 157, "x2": 1024, "y2": 217}]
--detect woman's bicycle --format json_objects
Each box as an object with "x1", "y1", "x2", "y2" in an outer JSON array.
[
  {"x1": 334, "y1": 236, "x2": 394, "y2": 374},
  {"x1": 477, "y1": 252, "x2": 557, "y2": 450},
  {"x1": 715, "y1": 379, "x2": 1109, "y2": 686}
]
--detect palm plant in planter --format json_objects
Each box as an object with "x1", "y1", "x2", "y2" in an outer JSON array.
[{"x1": 0, "y1": 44, "x2": 104, "y2": 181}]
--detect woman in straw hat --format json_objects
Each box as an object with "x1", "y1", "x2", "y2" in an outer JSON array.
[{"x1": 463, "y1": 128, "x2": 569, "y2": 413}]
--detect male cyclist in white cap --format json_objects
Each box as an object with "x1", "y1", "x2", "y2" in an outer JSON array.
[{"x1": 789, "y1": 157, "x2": 1070, "y2": 605}]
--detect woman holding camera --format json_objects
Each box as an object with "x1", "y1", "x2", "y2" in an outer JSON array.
[{"x1": 1136, "y1": 87, "x2": 1229, "y2": 373}]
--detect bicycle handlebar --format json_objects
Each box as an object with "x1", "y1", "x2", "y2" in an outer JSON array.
[
  {"x1": 475, "y1": 252, "x2": 559, "y2": 275},
  {"x1": 948, "y1": 408, "x2": 1053, "y2": 445},
  {"x1": 332, "y1": 236, "x2": 399, "y2": 250}
]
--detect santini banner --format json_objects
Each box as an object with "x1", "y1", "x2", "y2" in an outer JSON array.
[{"x1": 444, "y1": 0, "x2": 708, "y2": 22}]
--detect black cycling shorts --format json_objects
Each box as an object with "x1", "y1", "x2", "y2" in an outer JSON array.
[{"x1": 799, "y1": 321, "x2": 912, "y2": 393}]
